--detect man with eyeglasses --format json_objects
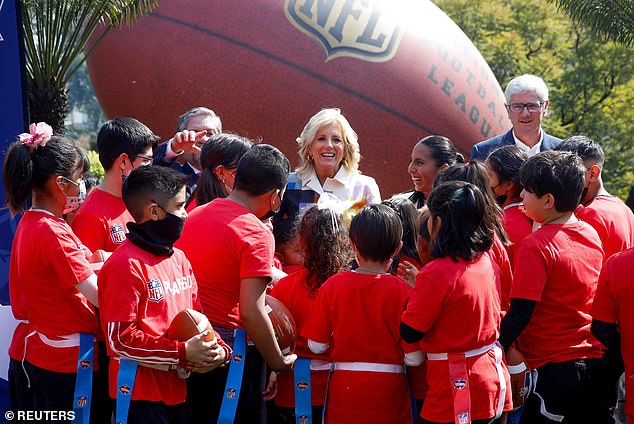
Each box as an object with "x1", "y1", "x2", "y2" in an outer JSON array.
[
  {"x1": 471, "y1": 74, "x2": 562, "y2": 161},
  {"x1": 154, "y1": 107, "x2": 223, "y2": 196}
]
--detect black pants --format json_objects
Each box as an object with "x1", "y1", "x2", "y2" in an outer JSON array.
[
  {"x1": 92, "y1": 341, "x2": 112, "y2": 424},
  {"x1": 112, "y1": 399, "x2": 186, "y2": 424},
  {"x1": 186, "y1": 345, "x2": 265, "y2": 424},
  {"x1": 8, "y1": 359, "x2": 34, "y2": 419},
  {"x1": 23, "y1": 361, "x2": 77, "y2": 423},
  {"x1": 519, "y1": 358, "x2": 614, "y2": 424},
  {"x1": 270, "y1": 405, "x2": 324, "y2": 424}
]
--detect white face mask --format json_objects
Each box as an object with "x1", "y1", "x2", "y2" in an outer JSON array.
[{"x1": 63, "y1": 178, "x2": 87, "y2": 214}]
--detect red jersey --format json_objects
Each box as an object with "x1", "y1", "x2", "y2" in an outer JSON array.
[
  {"x1": 71, "y1": 188, "x2": 134, "y2": 252},
  {"x1": 270, "y1": 268, "x2": 329, "y2": 407},
  {"x1": 8, "y1": 244, "x2": 33, "y2": 361},
  {"x1": 486, "y1": 236, "x2": 513, "y2": 313},
  {"x1": 303, "y1": 271, "x2": 417, "y2": 424},
  {"x1": 591, "y1": 248, "x2": 634, "y2": 418},
  {"x1": 11, "y1": 210, "x2": 97, "y2": 373},
  {"x1": 98, "y1": 240, "x2": 200, "y2": 404},
  {"x1": 176, "y1": 198, "x2": 273, "y2": 329},
  {"x1": 576, "y1": 195, "x2": 634, "y2": 260},
  {"x1": 501, "y1": 203, "x2": 532, "y2": 268},
  {"x1": 511, "y1": 220, "x2": 603, "y2": 368},
  {"x1": 402, "y1": 255, "x2": 511, "y2": 422}
]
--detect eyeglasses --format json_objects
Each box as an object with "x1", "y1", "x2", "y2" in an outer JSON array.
[
  {"x1": 507, "y1": 102, "x2": 545, "y2": 114},
  {"x1": 62, "y1": 176, "x2": 84, "y2": 187},
  {"x1": 131, "y1": 154, "x2": 154, "y2": 165}
]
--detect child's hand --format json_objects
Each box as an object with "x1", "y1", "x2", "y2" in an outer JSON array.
[
  {"x1": 188, "y1": 337, "x2": 227, "y2": 373},
  {"x1": 89, "y1": 249, "x2": 110, "y2": 263},
  {"x1": 397, "y1": 260, "x2": 418, "y2": 288},
  {"x1": 184, "y1": 330, "x2": 215, "y2": 369},
  {"x1": 262, "y1": 371, "x2": 277, "y2": 401},
  {"x1": 271, "y1": 353, "x2": 297, "y2": 372}
]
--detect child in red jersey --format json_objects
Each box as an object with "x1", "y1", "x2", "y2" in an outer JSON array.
[
  {"x1": 591, "y1": 248, "x2": 634, "y2": 423},
  {"x1": 176, "y1": 144, "x2": 296, "y2": 423},
  {"x1": 3, "y1": 127, "x2": 100, "y2": 417},
  {"x1": 433, "y1": 160, "x2": 514, "y2": 312},
  {"x1": 485, "y1": 145, "x2": 532, "y2": 268},
  {"x1": 401, "y1": 181, "x2": 512, "y2": 424},
  {"x1": 269, "y1": 206, "x2": 353, "y2": 423},
  {"x1": 71, "y1": 117, "x2": 160, "y2": 252},
  {"x1": 556, "y1": 135, "x2": 634, "y2": 420},
  {"x1": 304, "y1": 204, "x2": 424, "y2": 424},
  {"x1": 499, "y1": 150, "x2": 612, "y2": 423},
  {"x1": 98, "y1": 165, "x2": 229, "y2": 424}
]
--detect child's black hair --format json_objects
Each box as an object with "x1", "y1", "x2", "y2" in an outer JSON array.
[
  {"x1": 349, "y1": 204, "x2": 402, "y2": 263},
  {"x1": 382, "y1": 198, "x2": 422, "y2": 274},
  {"x1": 519, "y1": 150, "x2": 585, "y2": 212},
  {"x1": 234, "y1": 144, "x2": 290, "y2": 196},
  {"x1": 434, "y1": 160, "x2": 509, "y2": 246},
  {"x1": 426, "y1": 181, "x2": 495, "y2": 262},
  {"x1": 122, "y1": 166, "x2": 189, "y2": 221},
  {"x1": 485, "y1": 145, "x2": 527, "y2": 199},
  {"x1": 554, "y1": 135, "x2": 604, "y2": 167},
  {"x1": 3, "y1": 135, "x2": 82, "y2": 216},
  {"x1": 97, "y1": 117, "x2": 160, "y2": 171}
]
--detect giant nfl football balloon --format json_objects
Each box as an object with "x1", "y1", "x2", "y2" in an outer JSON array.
[{"x1": 87, "y1": 0, "x2": 511, "y2": 196}]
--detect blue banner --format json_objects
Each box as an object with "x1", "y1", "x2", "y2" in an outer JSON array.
[
  {"x1": 0, "y1": 0, "x2": 27, "y2": 420},
  {"x1": 0, "y1": 0, "x2": 27, "y2": 304}
]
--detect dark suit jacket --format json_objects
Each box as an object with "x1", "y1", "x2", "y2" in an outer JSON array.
[
  {"x1": 153, "y1": 141, "x2": 199, "y2": 197},
  {"x1": 470, "y1": 129, "x2": 562, "y2": 161}
]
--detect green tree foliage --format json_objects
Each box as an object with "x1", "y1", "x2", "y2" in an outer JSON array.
[
  {"x1": 22, "y1": 0, "x2": 157, "y2": 134},
  {"x1": 435, "y1": 0, "x2": 634, "y2": 198},
  {"x1": 550, "y1": 0, "x2": 634, "y2": 47},
  {"x1": 85, "y1": 150, "x2": 105, "y2": 180}
]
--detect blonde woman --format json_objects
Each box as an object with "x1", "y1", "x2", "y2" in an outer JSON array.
[{"x1": 283, "y1": 108, "x2": 381, "y2": 216}]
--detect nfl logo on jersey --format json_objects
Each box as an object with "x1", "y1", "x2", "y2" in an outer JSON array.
[
  {"x1": 147, "y1": 279, "x2": 165, "y2": 302},
  {"x1": 458, "y1": 413, "x2": 469, "y2": 424},
  {"x1": 110, "y1": 224, "x2": 126, "y2": 244}
]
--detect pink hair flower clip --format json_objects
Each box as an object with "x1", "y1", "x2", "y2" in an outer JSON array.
[{"x1": 19, "y1": 122, "x2": 53, "y2": 152}]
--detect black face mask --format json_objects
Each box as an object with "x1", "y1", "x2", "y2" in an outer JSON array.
[
  {"x1": 258, "y1": 191, "x2": 280, "y2": 221},
  {"x1": 258, "y1": 209, "x2": 277, "y2": 221},
  {"x1": 580, "y1": 186, "x2": 589, "y2": 205},
  {"x1": 126, "y1": 211, "x2": 185, "y2": 256},
  {"x1": 494, "y1": 193, "x2": 507, "y2": 206}
]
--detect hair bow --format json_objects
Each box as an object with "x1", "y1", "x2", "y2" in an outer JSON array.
[{"x1": 19, "y1": 122, "x2": 53, "y2": 152}]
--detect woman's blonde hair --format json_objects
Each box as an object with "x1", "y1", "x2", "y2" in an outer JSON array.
[{"x1": 295, "y1": 108, "x2": 361, "y2": 176}]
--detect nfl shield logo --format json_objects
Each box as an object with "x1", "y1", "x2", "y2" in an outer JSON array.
[
  {"x1": 227, "y1": 388, "x2": 237, "y2": 399},
  {"x1": 77, "y1": 395, "x2": 88, "y2": 407},
  {"x1": 110, "y1": 223, "x2": 126, "y2": 244},
  {"x1": 147, "y1": 279, "x2": 165, "y2": 302},
  {"x1": 284, "y1": 0, "x2": 403, "y2": 62},
  {"x1": 299, "y1": 415, "x2": 309, "y2": 424},
  {"x1": 458, "y1": 412, "x2": 469, "y2": 424},
  {"x1": 453, "y1": 378, "x2": 467, "y2": 390}
]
